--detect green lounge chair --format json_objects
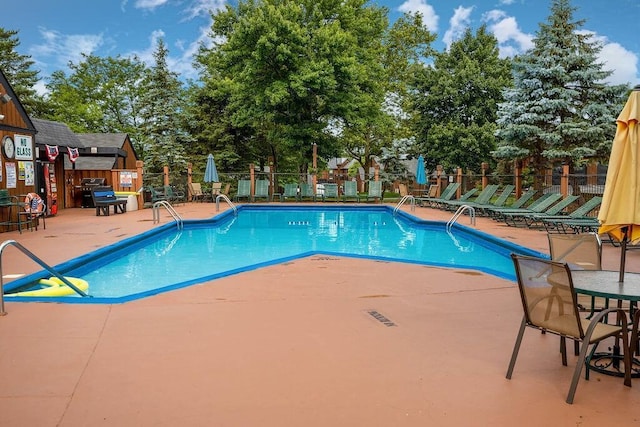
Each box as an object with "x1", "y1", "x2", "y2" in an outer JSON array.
[
  {"x1": 234, "y1": 179, "x2": 251, "y2": 202},
  {"x1": 432, "y1": 187, "x2": 477, "y2": 210},
  {"x1": 542, "y1": 197, "x2": 603, "y2": 233},
  {"x1": 419, "y1": 182, "x2": 460, "y2": 207},
  {"x1": 501, "y1": 194, "x2": 580, "y2": 227},
  {"x1": 299, "y1": 183, "x2": 317, "y2": 201},
  {"x1": 487, "y1": 192, "x2": 560, "y2": 220},
  {"x1": 480, "y1": 188, "x2": 536, "y2": 217},
  {"x1": 365, "y1": 181, "x2": 383, "y2": 203},
  {"x1": 282, "y1": 183, "x2": 298, "y2": 202},
  {"x1": 322, "y1": 183, "x2": 339, "y2": 202},
  {"x1": 469, "y1": 184, "x2": 515, "y2": 215},
  {"x1": 440, "y1": 184, "x2": 499, "y2": 211},
  {"x1": 342, "y1": 181, "x2": 360, "y2": 202},
  {"x1": 253, "y1": 179, "x2": 270, "y2": 202}
]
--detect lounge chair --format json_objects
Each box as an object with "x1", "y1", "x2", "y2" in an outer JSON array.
[
  {"x1": 211, "y1": 182, "x2": 223, "y2": 198},
  {"x1": 488, "y1": 192, "x2": 562, "y2": 221},
  {"x1": 479, "y1": 188, "x2": 536, "y2": 217},
  {"x1": 439, "y1": 184, "x2": 499, "y2": 211},
  {"x1": 253, "y1": 179, "x2": 270, "y2": 202},
  {"x1": 501, "y1": 194, "x2": 580, "y2": 227},
  {"x1": 365, "y1": 181, "x2": 383, "y2": 203},
  {"x1": 299, "y1": 183, "x2": 317, "y2": 201},
  {"x1": 418, "y1": 182, "x2": 460, "y2": 207},
  {"x1": 282, "y1": 183, "x2": 298, "y2": 202},
  {"x1": 342, "y1": 181, "x2": 360, "y2": 202},
  {"x1": 432, "y1": 187, "x2": 477, "y2": 210},
  {"x1": 321, "y1": 183, "x2": 339, "y2": 202},
  {"x1": 188, "y1": 182, "x2": 210, "y2": 202},
  {"x1": 469, "y1": 184, "x2": 515, "y2": 215},
  {"x1": 234, "y1": 179, "x2": 251, "y2": 202},
  {"x1": 507, "y1": 254, "x2": 631, "y2": 404},
  {"x1": 541, "y1": 196, "x2": 603, "y2": 233}
]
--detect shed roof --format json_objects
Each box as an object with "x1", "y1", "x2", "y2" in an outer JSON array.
[{"x1": 31, "y1": 118, "x2": 82, "y2": 148}]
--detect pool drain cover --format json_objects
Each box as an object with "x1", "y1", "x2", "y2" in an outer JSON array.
[{"x1": 367, "y1": 310, "x2": 396, "y2": 327}]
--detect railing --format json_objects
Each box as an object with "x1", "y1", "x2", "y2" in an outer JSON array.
[
  {"x1": 216, "y1": 194, "x2": 238, "y2": 215},
  {"x1": 446, "y1": 205, "x2": 476, "y2": 230},
  {"x1": 152, "y1": 201, "x2": 183, "y2": 229},
  {"x1": 393, "y1": 195, "x2": 415, "y2": 214},
  {"x1": 0, "y1": 239, "x2": 90, "y2": 316}
]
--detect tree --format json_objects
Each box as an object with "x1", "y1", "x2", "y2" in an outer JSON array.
[
  {"x1": 411, "y1": 25, "x2": 512, "y2": 173},
  {"x1": 44, "y1": 54, "x2": 147, "y2": 143},
  {"x1": 493, "y1": 0, "x2": 628, "y2": 177},
  {"x1": 138, "y1": 39, "x2": 190, "y2": 174},
  {"x1": 194, "y1": 0, "x2": 397, "y2": 176},
  {"x1": 0, "y1": 28, "x2": 47, "y2": 116}
]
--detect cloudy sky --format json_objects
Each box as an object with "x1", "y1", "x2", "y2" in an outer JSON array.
[{"x1": 2, "y1": 0, "x2": 638, "y2": 94}]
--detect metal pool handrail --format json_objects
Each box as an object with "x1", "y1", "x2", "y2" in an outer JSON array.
[
  {"x1": 153, "y1": 201, "x2": 183, "y2": 229},
  {"x1": 394, "y1": 195, "x2": 415, "y2": 214},
  {"x1": 216, "y1": 194, "x2": 237, "y2": 215},
  {"x1": 447, "y1": 205, "x2": 476, "y2": 230},
  {"x1": 0, "y1": 239, "x2": 90, "y2": 316}
]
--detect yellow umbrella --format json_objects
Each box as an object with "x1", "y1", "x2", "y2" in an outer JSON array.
[{"x1": 598, "y1": 85, "x2": 640, "y2": 281}]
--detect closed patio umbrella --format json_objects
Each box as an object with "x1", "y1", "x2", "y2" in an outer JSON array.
[
  {"x1": 204, "y1": 153, "x2": 219, "y2": 183},
  {"x1": 598, "y1": 85, "x2": 640, "y2": 281},
  {"x1": 415, "y1": 155, "x2": 426, "y2": 186}
]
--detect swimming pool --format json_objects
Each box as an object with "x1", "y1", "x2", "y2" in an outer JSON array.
[{"x1": 5, "y1": 205, "x2": 545, "y2": 303}]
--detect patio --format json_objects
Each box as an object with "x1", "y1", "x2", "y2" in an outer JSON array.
[{"x1": 1, "y1": 203, "x2": 639, "y2": 426}]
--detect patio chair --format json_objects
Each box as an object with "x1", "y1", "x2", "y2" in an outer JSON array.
[
  {"x1": 417, "y1": 182, "x2": 460, "y2": 207},
  {"x1": 365, "y1": 181, "x2": 383, "y2": 203},
  {"x1": 342, "y1": 181, "x2": 360, "y2": 202},
  {"x1": 299, "y1": 183, "x2": 317, "y2": 202},
  {"x1": 282, "y1": 183, "x2": 299, "y2": 202},
  {"x1": 164, "y1": 185, "x2": 186, "y2": 205},
  {"x1": 188, "y1": 182, "x2": 209, "y2": 202},
  {"x1": 322, "y1": 183, "x2": 339, "y2": 202},
  {"x1": 234, "y1": 179, "x2": 251, "y2": 202},
  {"x1": 253, "y1": 179, "x2": 271, "y2": 202},
  {"x1": 211, "y1": 182, "x2": 223, "y2": 198},
  {"x1": 479, "y1": 188, "x2": 536, "y2": 217},
  {"x1": 548, "y1": 232, "x2": 608, "y2": 318},
  {"x1": 507, "y1": 254, "x2": 631, "y2": 404},
  {"x1": 470, "y1": 184, "x2": 515, "y2": 215},
  {"x1": 147, "y1": 186, "x2": 169, "y2": 204}
]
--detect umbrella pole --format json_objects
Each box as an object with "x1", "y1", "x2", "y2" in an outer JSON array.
[{"x1": 619, "y1": 227, "x2": 628, "y2": 283}]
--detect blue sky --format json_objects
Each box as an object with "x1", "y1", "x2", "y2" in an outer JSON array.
[{"x1": 2, "y1": 0, "x2": 639, "y2": 95}]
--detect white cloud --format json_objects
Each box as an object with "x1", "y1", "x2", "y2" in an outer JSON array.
[
  {"x1": 443, "y1": 6, "x2": 473, "y2": 50},
  {"x1": 30, "y1": 28, "x2": 104, "y2": 71},
  {"x1": 184, "y1": 0, "x2": 226, "y2": 20},
  {"x1": 134, "y1": 0, "x2": 169, "y2": 10},
  {"x1": 579, "y1": 31, "x2": 639, "y2": 86},
  {"x1": 398, "y1": 0, "x2": 439, "y2": 32},
  {"x1": 499, "y1": 0, "x2": 516, "y2": 4},
  {"x1": 483, "y1": 9, "x2": 533, "y2": 58}
]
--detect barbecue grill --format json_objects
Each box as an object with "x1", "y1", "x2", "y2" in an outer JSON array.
[{"x1": 76, "y1": 178, "x2": 106, "y2": 208}]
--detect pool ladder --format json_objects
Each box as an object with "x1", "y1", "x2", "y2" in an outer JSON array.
[
  {"x1": 393, "y1": 195, "x2": 415, "y2": 214},
  {"x1": 446, "y1": 205, "x2": 476, "y2": 230},
  {"x1": 0, "y1": 240, "x2": 90, "y2": 316},
  {"x1": 216, "y1": 194, "x2": 238, "y2": 215},
  {"x1": 153, "y1": 201, "x2": 183, "y2": 229}
]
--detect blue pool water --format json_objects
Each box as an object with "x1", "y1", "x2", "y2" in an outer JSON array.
[{"x1": 6, "y1": 206, "x2": 544, "y2": 303}]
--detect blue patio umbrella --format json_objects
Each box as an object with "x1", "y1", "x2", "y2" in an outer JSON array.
[
  {"x1": 415, "y1": 155, "x2": 427, "y2": 185},
  {"x1": 204, "y1": 153, "x2": 219, "y2": 183}
]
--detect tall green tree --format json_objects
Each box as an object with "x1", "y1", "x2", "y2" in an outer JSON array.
[
  {"x1": 45, "y1": 54, "x2": 147, "y2": 145},
  {"x1": 411, "y1": 25, "x2": 512, "y2": 173},
  {"x1": 194, "y1": 0, "x2": 394, "y2": 175},
  {"x1": 0, "y1": 28, "x2": 47, "y2": 116},
  {"x1": 493, "y1": 0, "x2": 628, "y2": 177},
  {"x1": 138, "y1": 39, "x2": 190, "y2": 174}
]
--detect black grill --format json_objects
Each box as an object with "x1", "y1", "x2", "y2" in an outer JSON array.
[{"x1": 76, "y1": 178, "x2": 106, "y2": 208}]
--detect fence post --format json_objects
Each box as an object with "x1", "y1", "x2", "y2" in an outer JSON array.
[
  {"x1": 436, "y1": 165, "x2": 443, "y2": 197},
  {"x1": 163, "y1": 165, "x2": 169, "y2": 186},
  {"x1": 456, "y1": 167, "x2": 463, "y2": 198},
  {"x1": 136, "y1": 160, "x2": 144, "y2": 209},
  {"x1": 187, "y1": 162, "x2": 193, "y2": 201},
  {"x1": 482, "y1": 162, "x2": 488, "y2": 189},
  {"x1": 514, "y1": 160, "x2": 522, "y2": 199},
  {"x1": 250, "y1": 163, "x2": 255, "y2": 198},
  {"x1": 561, "y1": 163, "x2": 570, "y2": 196}
]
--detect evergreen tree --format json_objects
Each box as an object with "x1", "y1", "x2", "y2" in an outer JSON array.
[
  {"x1": 411, "y1": 25, "x2": 511, "y2": 173},
  {"x1": 493, "y1": 0, "x2": 628, "y2": 177},
  {"x1": 138, "y1": 39, "x2": 190, "y2": 175},
  {"x1": 0, "y1": 28, "x2": 47, "y2": 116}
]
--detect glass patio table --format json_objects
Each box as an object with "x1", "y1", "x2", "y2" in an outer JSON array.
[{"x1": 570, "y1": 270, "x2": 640, "y2": 378}]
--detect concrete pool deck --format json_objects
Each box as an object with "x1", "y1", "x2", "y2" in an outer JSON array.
[{"x1": 1, "y1": 202, "x2": 639, "y2": 426}]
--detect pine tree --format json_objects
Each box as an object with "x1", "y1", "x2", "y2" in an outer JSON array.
[
  {"x1": 0, "y1": 28, "x2": 47, "y2": 116},
  {"x1": 493, "y1": 0, "x2": 628, "y2": 177}
]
